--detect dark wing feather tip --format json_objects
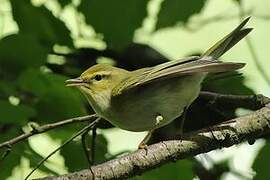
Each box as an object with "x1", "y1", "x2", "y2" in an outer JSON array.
[{"x1": 202, "y1": 17, "x2": 252, "y2": 59}]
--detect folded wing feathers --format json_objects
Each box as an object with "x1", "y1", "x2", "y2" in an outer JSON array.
[
  {"x1": 116, "y1": 17, "x2": 251, "y2": 94},
  {"x1": 137, "y1": 57, "x2": 245, "y2": 84}
]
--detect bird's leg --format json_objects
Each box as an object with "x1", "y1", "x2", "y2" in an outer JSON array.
[
  {"x1": 138, "y1": 114, "x2": 164, "y2": 149},
  {"x1": 177, "y1": 107, "x2": 188, "y2": 136},
  {"x1": 138, "y1": 129, "x2": 154, "y2": 149}
]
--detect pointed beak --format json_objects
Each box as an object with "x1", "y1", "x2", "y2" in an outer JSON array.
[{"x1": 65, "y1": 78, "x2": 84, "y2": 87}]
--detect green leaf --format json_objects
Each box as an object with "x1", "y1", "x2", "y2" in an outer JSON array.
[
  {"x1": 252, "y1": 141, "x2": 270, "y2": 180},
  {"x1": 0, "y1": 143, "x2": 25, "y2": 180},
  {"x1": 78, "y1": 0, "x2": 148, "y2": 49},
  {"x1": 156, "y1": 0, "x2": 206, "y2": 30},
  {"x1": 18, "y1": 69, "x2": 53, "y2": 97},
  {"x1": 0, "y1": 34, "x2": 47, "y2": 74},
  {"x1": 35, "y1": 87, "x2": 86, "y2": 122},
  {"x1": 0, "y1": 100, "x2": 36, "y2": 124},
  {"x1": 18, "y1": 69, "x2": 86, "y2": 122},
  {"x1": 132, "y1": 160, "x2": 193, "y2": 180},
  {"x1": 60, "y1": 134, "x2": 108, "y2": 171},
  {"x1": 0, "y1": 80, "x2": 16, "y2": 97},
  {"x1": 24, "y1": 143, "x2": 59, "y2": 176},
  {"x1": 11, "y1": 0, "x2": 73, "y2": 48}
]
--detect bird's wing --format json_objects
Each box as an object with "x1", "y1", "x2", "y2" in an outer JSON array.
[
  {"x1": 113, "y1": 17, "x2": 251, "y2": 95},
  {"x1": 113, "y1": 57, "x2": 245, "y2": 95}
]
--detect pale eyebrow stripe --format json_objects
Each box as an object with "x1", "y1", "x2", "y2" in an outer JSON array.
[
  {"x1": 82, "y1": 71, "x2": 111, "y2": 81},
  {"x1": 94, "y1": 71, "x2": 111, "y2": 76}
]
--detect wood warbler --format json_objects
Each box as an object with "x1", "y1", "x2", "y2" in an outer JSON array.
[{"x1": 66, "y1": 18, "x2": 252, "y2": 147}]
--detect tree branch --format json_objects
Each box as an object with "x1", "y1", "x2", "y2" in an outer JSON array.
[
  {"x1": 0, "y1": 114, "x2": 97, "y2": 149},
  {"x1": 199, "y1": 91, "x2": 270, "y2": 110},
  {"x1": 41, "y1": 103, "x2": 270, "y2": 180}
]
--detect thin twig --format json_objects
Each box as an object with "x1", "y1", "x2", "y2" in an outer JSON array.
[
  {"x1": 81, "y1": 128, "x2": 92, "y2": 166},
  {"x1": 254, "y1": 14, "x2": 270, "y2": 20},
  {"x1": 186, "y1": 14, "x2": 238, "y2": 32},
  {"x1": 24, "y1": 118, "x2": 101, "y2": 180},
  {"x1": 91, "y1": 126, "x2": 97, "y2": 164},
  {"x1": 0, "y1": 114, "x2": 97, "y2": 149},
  {"x1": 0, "y1": 145, "x2": 11, "y2": 161},
  {"x1": 237, "y1": 1, "x2": 270, "y2": 86},
  {"x1": 81, "y1": 124, "x2": 97, "y2": 166},
  {"x1": 185, "y1": 9, "x2": 252, "y2": 32},
  {"x1": 245, "y1": 36, "x2": 270, "y2": 86},
  {"x1": 199, "y1": 91, "x2": 270, "y2": 110}
]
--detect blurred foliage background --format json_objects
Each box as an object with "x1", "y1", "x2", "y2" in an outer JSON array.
[{"x1": 0, "y1": 0, "x2": 270, "y2": 179}]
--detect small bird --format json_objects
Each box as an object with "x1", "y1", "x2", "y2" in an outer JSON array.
[{"x1": 66, "y1": 18, "x2": 252, "y2": 148}]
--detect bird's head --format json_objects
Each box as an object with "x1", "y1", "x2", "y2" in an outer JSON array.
[{"x1": 65, "y1": 64, "x2": 129, "y2": 113}]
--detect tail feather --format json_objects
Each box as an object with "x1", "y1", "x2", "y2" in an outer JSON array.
[{"x1": 202, "y1": 17, "x2": 252, "y2": 59}]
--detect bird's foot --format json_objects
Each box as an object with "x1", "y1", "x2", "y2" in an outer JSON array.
[{"x1": 138, "y1": 142, "x2": 148, "y2": 149}]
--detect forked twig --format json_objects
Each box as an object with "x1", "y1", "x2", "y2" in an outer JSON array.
[{"x1": 24, "y1": 118, "x2": 101, "y2": 180}]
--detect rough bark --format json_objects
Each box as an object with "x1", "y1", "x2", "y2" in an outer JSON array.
[{"x1": 41, "y1": 103, "x2": 270, "y2": 180}]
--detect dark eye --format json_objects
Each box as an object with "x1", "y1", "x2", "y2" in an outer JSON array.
[{"x1": 94, "y1": 74, "x2": 102, "y2": 81}]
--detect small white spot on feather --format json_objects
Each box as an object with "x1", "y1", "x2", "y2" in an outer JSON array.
[{"x1": 155, "y1": 115, "x2": 164, "y2": 125}]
